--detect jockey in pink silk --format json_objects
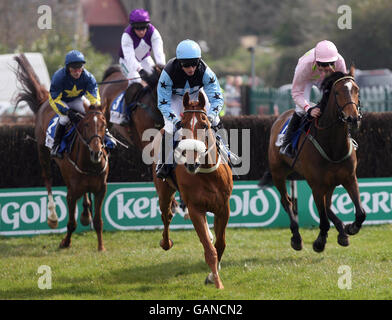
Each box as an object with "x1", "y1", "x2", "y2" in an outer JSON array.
[{"x1": 280, "y1": 40, "x2": 347, "y2": 158}]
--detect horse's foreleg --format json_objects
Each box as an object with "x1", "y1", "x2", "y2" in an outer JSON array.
[
  {"x1": 190, "y1": 208, "x2": 223, "y2": 289},
  {"x1": 343, "y1": 179, "x2": 366, "y2": 235},
  {"x1": 93, "y1": 187, "x2": 107, "y2": 251},
  {"x1": 60, "y1": 192, "x2": 78, "y2": 249},
  {"x1": 213, "y1": 203, "x2": 230, "y2": 263},
  {"x1": 312, "y1": 190, "x2": 330, "y2": 253},
  {"x1": 325, "y1": 189, "x2": 349, "y2": 247},
  {"x1": 80, "y1": 193, "x2": 93, "y2": 226},
  {"x1": 272, "y1": 173, "x2": 303, "y2": 250},
  {"x1": 156, "y1": 181, "x2": 176, "y2": 251}
]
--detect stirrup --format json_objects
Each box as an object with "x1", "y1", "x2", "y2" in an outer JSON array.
[
  {"x1": 280, "y1": 144, "x2": 294, "y2": 158},
  {"x1": 156, "y1": 163, "x2": 171, "y2": 180},
  {"x1": 50, "y1": 145, "x2": 63, "y2": 159}
]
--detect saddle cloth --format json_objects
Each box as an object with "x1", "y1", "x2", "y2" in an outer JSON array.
[
  {"x1": 275, "y1": 116, "x2": 310, "y2": 151},
  {"x1": 45, "y1": 115, "x2": 115, "y2": 152},
  {"x1": 45, "y1": 115, "x2": 76, "y2": 153},
  {"x1": 109, "y1": 92, "x2": 127, "y2": 125}
]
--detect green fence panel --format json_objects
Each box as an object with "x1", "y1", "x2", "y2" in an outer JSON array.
[{"x1": 1, "y1": 178, "x2": 392, "y2": 237}]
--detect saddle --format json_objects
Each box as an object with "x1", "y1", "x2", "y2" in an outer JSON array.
[
  {"x1": 45, "y1": 116, "x2": 77, "y2": 154},
  {"x1": 276, "y1": 115, "x2": 312, "y2": 151}
]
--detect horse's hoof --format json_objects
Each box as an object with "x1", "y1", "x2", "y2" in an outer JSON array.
[
  {"x1": 337, "y1": 233, "x2": 350, "y2": 247},
  {"x1": 160, "y1": 239, "x2": 173, "y2": 251},
  {"x1": 59, "y1": 240, "x2": 70, "y2": 249},
  {"x1": 47, "y1": 219, "x2": 58, "y2": 229},
  {"x1": 344, "y1": 223, "x2": 360, "y2": 236},
  {"x1": 80, "y1": 214, "x2": 92, "y2": 226},
  {"x1": 205, "y1": 273, "x2": 214, "y2": 285},
  {"x1": 291, "y1": 237, "x2": 303, "y2": 251},
  {"x1": 312, "y1": 240, "x2": 325, "y2": 253},
  {"x1": 98, "y1": 246, "x2": 106, "y2": 252}
]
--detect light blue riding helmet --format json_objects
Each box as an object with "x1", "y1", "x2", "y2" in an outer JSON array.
[
  {"x1": 176, "y1": 39, "x2": 201, "y2": 60},
  {"x1": 65, "y1": 50, "x2": 86, "y2": 66}
]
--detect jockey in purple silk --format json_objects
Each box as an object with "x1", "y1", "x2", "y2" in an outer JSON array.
[{"x1": 119, "y1": 8, "x2": 166, "y2": 85}]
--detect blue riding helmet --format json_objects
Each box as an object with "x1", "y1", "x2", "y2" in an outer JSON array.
[
  {"x1": 65, "y1": 50, "x2": 86, "y2": 66},
  {"x1": 176, "y1": 39, "x2": 201, "y2": 60}
]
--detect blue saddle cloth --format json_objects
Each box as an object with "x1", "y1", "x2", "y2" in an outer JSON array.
[
  {"x1": 46, "y1": 115, "x2": 115, "y2": 152},
  {"x1": 279, "y1": 116, "x2": 310, "y2": 151}
]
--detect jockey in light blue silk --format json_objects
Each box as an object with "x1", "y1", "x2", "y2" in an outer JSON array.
[{"x1": 155, "y1": 39, "x2": 225, "y2": 179}]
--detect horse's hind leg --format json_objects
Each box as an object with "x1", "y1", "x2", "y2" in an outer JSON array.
[
  {"x1": 189, "y1": 207, "x2": 223, "y2": 289},
  {"x1": 38, "y1": 144, "x2": 58, "y2": 228},
  {"x1": 93, "y1": 187, "x2": 107, "y2": 251},
  {"x1": 342, "y1": 179, "x2": 366, "y2": 236},
  {"x1": 60, "y1": 192, "x2": 78, "y2": 249},
  {"x1": 272, "y1": 171, "x2": 303, "y2": 250},
  {"x1": 325, "y1": 189, "x2": 349, "y2": 247},
  {"x1": 80, "y1": 193, "x2": 93, "y2": 226}
]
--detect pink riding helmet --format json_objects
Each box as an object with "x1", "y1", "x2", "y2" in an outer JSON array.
[
  {"x1": 129, "y1": 8, "x2": 150, "y2": 24},
  {"x1": 315, "y1": 40, "x2": 339, "y2": 63}
]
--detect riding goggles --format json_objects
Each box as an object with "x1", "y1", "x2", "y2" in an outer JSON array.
[
  {"x1": 68, "y1": 62, "x2": 85, "y2": 69},
  {"x1": 132, "y1": 23, "x2": 149, "y2": 30},
  {"x1": 316, "y1": 61, "x2": 335, "y2": 68},
  {"x1": 179, "y1": 58, "x2": 200, "y2": 68}
]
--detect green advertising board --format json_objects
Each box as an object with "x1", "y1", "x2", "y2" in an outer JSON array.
[{"x1": 1, "y1": 178, "x2": 392, "y2": 236}]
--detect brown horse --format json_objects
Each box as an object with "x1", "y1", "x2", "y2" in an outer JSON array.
[
  {"x1": 99, "y1": 65, "x2": 164, "y2": 150},
  {"x1": 152, "y1": 92, "x2": 233, "y2": 289},
  {"x1": 259, "y1": 67, "x2": 366, "y2": 252},
  {"x1": 14, "y1": 54, "x2": 109, "y2": 251}
]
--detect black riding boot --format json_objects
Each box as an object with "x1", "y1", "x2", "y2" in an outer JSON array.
[
  {"x1": 279, "y1": 112, "x2": 302, "y2": 158},
  {"x1": 156, "y1": 131, "x2": 174, "y2": 180},
  {"x1": 50, "y1": 123, "x2": 66, "y2": 159}
]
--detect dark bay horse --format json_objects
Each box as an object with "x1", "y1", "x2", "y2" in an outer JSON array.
[
  {"x1": 260, "y1": 67, "x2": 366, "y2": 252},
  {"x1": 152, "y1": 92, "x2": 233, "y2": 289},
  {"x1": 99, "y1": 65, "x2": 164, "y2": 150},
  {"x1": 14, "y1": 54, "x2": 109, "y2": 251}
]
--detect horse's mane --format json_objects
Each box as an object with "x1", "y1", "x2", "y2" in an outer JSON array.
[
  {"x1": 101, "y1": 64, "x2": 122, "y2": 82},
  {"x1": 319, "y1": 71, "x2": 346, "y2": 109},
  {"x1": 143, "y1": 64, "x2": 164, "y2": 89}
]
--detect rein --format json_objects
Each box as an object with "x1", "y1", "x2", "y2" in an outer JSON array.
[
  {"x1": 67, "y1": 111, "x2": 108, "y2": 175},
  {"x1": 308, "y1": 75, "x2": 360, "y2": 163},
  {"x1": 182, "y1": 109, "x2": 220, "y2": 173}
]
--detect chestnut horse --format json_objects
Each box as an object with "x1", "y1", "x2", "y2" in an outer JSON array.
[
  {"x1": 152, "y1": 92, "x2": 233, "y2": 289},
  {"x1": 259, "y1": 67, "x2": 366, "y2": 252},
  {"x1": 14, "y1": 54, "x2": 109, "y2": 251}
]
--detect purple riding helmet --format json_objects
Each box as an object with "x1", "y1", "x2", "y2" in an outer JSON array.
[{"x1": 129, "y1": 8, "x2": 150, "y2": 25}]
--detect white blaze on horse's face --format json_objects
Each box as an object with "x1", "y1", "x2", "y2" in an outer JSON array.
[
  {"x1": 344, "y1": 81, "x2": 353, "y2": 92},
  {"x1": 190, "y1": 115, "x2": 198, "y2": 129}
]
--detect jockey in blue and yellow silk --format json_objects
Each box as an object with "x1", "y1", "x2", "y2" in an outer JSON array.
[{"x1": 48, "y1": 50, "x2": 102, "y2": 158}]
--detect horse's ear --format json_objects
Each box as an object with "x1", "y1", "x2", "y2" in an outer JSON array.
[
  {"x1": 198, "y1": 91, "x2": 206, "y2": 108},
  {"x1": 183, "y1": 92, "x2": 190, "y2": 107},
  {"x1": 349, "y1": 64, "x2": 355, "y2": 77}
]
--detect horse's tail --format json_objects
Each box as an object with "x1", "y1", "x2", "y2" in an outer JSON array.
[
  {"x1": 13, "y1": 54, "x2": 49, "y2": 114},
  {"x1": 101, "y1": 64, "x2": 122, "y2": 82},
  {"x1": 258, "y1": 170, "x2": 273, "y2": 189}
]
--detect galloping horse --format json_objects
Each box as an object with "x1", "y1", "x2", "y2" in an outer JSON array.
[
  {"x1": 152, "y1": 92, "x2": 233, "y2": 289},
  {"x1": 14, "y1": 54, "x2": 109, "y2": 251},
  {"x1": 259, "y1": 67, "x2": 366, "y2": 252},
  {"x1": 99, "y1": 65, "x2": 164, "y2": 150}
]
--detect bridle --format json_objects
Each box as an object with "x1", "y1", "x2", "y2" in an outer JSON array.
[
  {"x1": 67, "y1": 110, "x2": 108, "y2": 175},
  {"x1": 179, "y1": 109, "x2": 221, "y2": 173},
  {"x1": 315, "y1": 76, "x2": 362, "y2": 130}
]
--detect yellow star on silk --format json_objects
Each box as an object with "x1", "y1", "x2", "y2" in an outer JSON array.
[{"x1": 64, "y1": 85, "x2": 83, "y2": 97}]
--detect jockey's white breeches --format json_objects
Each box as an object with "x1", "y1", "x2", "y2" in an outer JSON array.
[
  {"x1": 119, "y1": 56, "x2": 155, "y2": 85},
  {"x1": 58, "y1": 97, "x2": 88, "y2": 125}
]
